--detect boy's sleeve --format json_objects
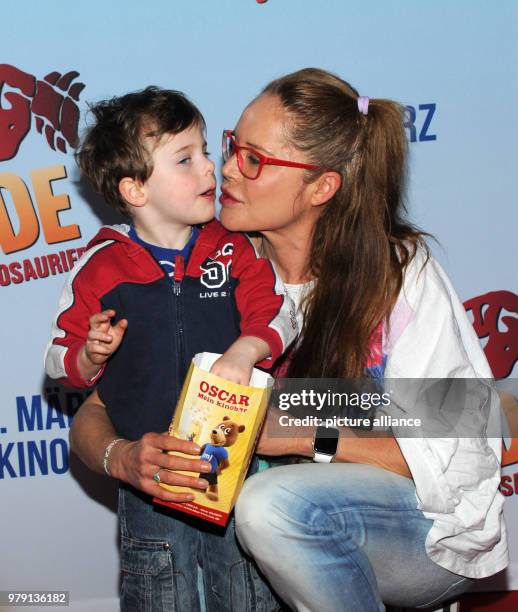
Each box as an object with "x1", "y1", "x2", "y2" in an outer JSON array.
[
  {"x1": 43, "y1": 254, "x2": 106, "y2": 389},
  {"x1": 230, "y1": 235, "x2": 298, "y2": 368}
]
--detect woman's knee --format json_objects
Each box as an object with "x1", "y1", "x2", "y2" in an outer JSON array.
[
  {"x1": 235, "y1": 466, "x2": 319, "y2": 555},
  {"x1": 236, "y1": 468, "x2": 302, "y2": 548},
  {"x1": 235, "y1": 470, "x2": 278, "y2": 549}
]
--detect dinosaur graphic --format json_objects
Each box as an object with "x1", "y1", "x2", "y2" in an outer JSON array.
[{"x1": 0, "y1": 64, "x2": 84, "y2": 161}]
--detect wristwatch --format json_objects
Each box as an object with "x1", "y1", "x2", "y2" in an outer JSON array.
[{"x1": 312, "y1": 425, "x2": 339, "y2": 463}]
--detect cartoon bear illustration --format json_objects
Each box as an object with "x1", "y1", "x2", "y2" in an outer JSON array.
[{"x1": 199, "y1": 416, "x2": 245, "y2": 501}]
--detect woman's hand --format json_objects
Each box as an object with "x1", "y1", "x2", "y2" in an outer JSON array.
[
  {"x1": 109, "y1": 432, "x2": 212, "y2": 502},
  {"x1": 69, "y1": 389, "x2": 212, "y2": 503}
]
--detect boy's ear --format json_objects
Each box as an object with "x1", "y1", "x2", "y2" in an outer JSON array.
[
  {"x1": 119, "y1": 177, "x2": 147, "y2": 209},
  {"x1": 310, "y1": 171, "x2": 341, "y2": 207}
]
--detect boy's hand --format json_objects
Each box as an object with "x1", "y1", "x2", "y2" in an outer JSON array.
[
  {"x1": 209, "y1": 336, "x2": 270, "y2": 385},
  {"x1": 77, "y1": 309, "x2": 128, "y2": 381},
  {"x1": 85, "y1": 309, "x2": 128, "y2": 364},
  {"x1": 210, "y1": 352, "x2": 253, "y2": 386}
]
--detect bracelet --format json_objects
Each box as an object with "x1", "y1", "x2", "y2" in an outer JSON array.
[{"x1": 103, "y1": 438, "x2": 125, "y2": 477}]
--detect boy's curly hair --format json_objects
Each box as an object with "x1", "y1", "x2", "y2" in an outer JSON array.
[{"x1": 75, "y1": 86, "x2": 205, "y2": 216}]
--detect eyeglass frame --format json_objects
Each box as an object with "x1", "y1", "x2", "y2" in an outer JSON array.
[{"x1": 222, "y1": 129, "x2": 323, "y2": 180}]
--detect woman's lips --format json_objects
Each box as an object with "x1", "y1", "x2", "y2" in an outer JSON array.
[{"x1": 219, "y1": 188, "x2": 242, "y2": 206}]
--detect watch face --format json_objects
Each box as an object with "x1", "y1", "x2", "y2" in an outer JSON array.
[{"x1": 314, "y1": 426, "x2": 339, "y2": 455}]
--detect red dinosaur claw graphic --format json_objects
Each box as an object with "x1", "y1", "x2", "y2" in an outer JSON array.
[
  {"x1": 464, "y1": 290, "x2": 518, "y2": 379},
  {"x1": 0, "y1": 63, "x2": 84, "y2": 161},
  {"x1": 0, "y1": 64, "x2": 35, "y2": 160}
]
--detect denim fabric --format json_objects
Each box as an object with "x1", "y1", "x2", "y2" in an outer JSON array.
[
  {"x1": 118, "y1": 459, "x2": 282, "y2": 612},
  {"x1": 235, "y1": 463, "x2": 472, "y2": 612}
]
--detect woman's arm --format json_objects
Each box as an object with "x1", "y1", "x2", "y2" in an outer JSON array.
[
  {"x1": 69, "y1": 389, "x2": 213, "y2": 501},
  {"x1": 256, "y1": 409, "x2": 411, "y2": 478},
  {"x1": 69, "y1": 390, "x2": 120, "y2": 474}
]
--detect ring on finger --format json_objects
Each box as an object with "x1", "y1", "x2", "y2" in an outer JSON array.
[{"x1": 153, "y1": 469, "x2": 162, "y2": 483}]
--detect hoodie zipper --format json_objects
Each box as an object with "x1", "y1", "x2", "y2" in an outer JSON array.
[{"x1": 173, "y1": 255, "x2": 185, "y2": 383}]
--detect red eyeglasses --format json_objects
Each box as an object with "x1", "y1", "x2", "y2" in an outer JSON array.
[{"x1": 222, "y1": 129, "x2": 322, "y2": 180}]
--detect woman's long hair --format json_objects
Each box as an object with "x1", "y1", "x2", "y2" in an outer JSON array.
[{"x1": 263, "y1": 68, "x2": 428, "y2": 378}]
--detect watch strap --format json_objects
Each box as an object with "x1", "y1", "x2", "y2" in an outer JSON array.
[{"x1": 313, "y1": 451, "x2": 334, "y2": 463}]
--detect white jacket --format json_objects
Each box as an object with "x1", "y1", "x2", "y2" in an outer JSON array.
[{"x1": 385, "y1": 248, "x2": 508, "y2": 578}]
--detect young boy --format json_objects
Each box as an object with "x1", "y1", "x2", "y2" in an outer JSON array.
[
  {"x1": 43, "y1": 87, "x2": 293, "y2": 612},
  {"x1": 44, "y1": 87, "x2": 296, "y2": 445}
]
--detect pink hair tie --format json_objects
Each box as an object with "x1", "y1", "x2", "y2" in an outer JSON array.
[{"x1": 357, "y1": 96, "x2": 369, "y2": 115}]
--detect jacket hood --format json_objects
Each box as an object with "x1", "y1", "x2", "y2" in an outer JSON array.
[{"x1": 87, "y1": 224, "x2": 133, "y2": 249}]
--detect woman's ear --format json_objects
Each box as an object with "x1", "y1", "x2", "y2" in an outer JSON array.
[
  {"x1": 310, "y1": 171, "x2": 341, "y2": 207},
  {"x1": 119, "y1": 177, "x2": 147, "y2": 209}
]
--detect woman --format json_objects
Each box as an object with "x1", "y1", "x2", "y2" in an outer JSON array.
[
  {"x1": 71, "y1": 68, "x2": 507, "y2": 611},
  {"x1": 221, "y1": 69, "x2": 507, "y2": 610}
]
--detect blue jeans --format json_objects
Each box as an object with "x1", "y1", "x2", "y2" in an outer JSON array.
[
  {"x1": 118, "y1": 476, "x2": 282, "y2": 611},
  {"x1": 235, "y1": 463, "x2": 472, "y2": 611}
]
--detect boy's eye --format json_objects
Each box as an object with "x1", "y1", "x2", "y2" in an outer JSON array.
[{"x1": 178, "y1": 156, "x2": 191, "y2": 164}]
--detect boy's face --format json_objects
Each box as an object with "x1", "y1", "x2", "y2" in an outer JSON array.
[{"x1": 142, "y1": 124, "x2": 216, "y2": 226}]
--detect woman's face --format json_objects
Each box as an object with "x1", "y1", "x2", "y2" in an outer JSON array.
[{"x1": 220, "y1": 94, "x2": 314, "y2": 233}]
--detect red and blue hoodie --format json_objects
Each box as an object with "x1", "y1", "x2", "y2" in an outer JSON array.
[{"x1": 44, "y1": 220, "x2": 297, "y2": 440}]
